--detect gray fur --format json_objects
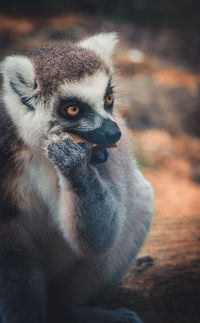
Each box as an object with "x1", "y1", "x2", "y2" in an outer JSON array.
[
  {"x1": 0, "y1": 33, "x2": 154, "y2": 323},
  {"x1": 45, "y1": 133, "x2": 119, "y2": 254}
]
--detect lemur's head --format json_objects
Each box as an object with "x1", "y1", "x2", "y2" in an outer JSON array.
[{"x1": 1, "y1": 33, "x2": 121, "y2": 154}]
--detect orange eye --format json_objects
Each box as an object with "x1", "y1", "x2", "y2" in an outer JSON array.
[
  {"x1": 105, "y1": 93, "x2": 114, "y2": 106},
  {"x1": 66, "y1": 106, "x2": 80, "y2": 116}
]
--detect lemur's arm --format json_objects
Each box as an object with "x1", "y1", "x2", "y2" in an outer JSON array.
[{"x1": 46, "y1": 134, "x2": 121, "y2": 256}]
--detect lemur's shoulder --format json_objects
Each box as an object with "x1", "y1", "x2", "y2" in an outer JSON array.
[
  {"x1": 0, "y1": 95, "x2": 23, "y2": 221},
  {"x1": 0, "y1": 94, "x2": 21, "y2": 152}
]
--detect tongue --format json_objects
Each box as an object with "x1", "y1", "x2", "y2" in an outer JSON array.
[
  {"x1": 91, "y1": 147, "x2": 109, "y2": 164},
  {"x1": 95, "y1": 147, "x2": 105, "y2": 157}
]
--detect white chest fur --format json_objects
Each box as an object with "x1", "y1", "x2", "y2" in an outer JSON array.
[
  {"x1": 21, "y1": 150, "x2": 77, "y2": 279},
  {"x1": 24, "y1": 150, "x2": 58, "y2": 214}
]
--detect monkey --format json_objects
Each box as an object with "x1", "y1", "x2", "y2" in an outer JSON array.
[{"x1": 0, "y1": 33, "x2": 154, "y2": 323}]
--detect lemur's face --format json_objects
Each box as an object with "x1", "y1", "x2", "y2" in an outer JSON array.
[
  {"x1": 51, "y1": 71, "x2": 121, "y2": 146},
  {"x1": 1, "y1": 33, "x2": 121, "y2": 157}
]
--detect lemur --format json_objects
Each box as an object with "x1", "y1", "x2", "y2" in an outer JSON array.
[{"x1": 0, "y1": 33, "x2": 154, "y2": 323}]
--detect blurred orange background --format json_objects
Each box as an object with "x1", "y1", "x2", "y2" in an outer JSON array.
[{"x1": 0, "y1": 2, "x2": 200, "y2": 322}]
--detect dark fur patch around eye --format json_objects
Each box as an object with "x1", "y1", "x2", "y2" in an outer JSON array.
[
  {"x1": 104, "y1": 80, "x2": 114, "y2": 112},
  {"x1": 57, "y1": 97, "x2": 91, "y2": 120},
  {"x1": 105, "y1": 80, "x2": 114, "y2": 95},
  {"x1": 51, "y1": 96, "x2": 100, "y2": 135}
]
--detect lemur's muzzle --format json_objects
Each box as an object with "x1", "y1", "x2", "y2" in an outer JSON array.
[
  {"x1": 81, "y1": 118, "x2": 121, "y2": 164},
  {"x1": 67, "y1": 118, "x2": 121, "y2": 164},
  {"x1": 81, "y1": 118, "x2": 121, "y2": 146}
]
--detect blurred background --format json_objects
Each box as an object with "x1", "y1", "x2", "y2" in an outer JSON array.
[{"x1": 0, "y1": 1, "x2": 200, "y2": 322}]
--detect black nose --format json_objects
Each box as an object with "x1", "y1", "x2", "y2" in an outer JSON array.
[
  {"x1": 81, "y1": 119, "x2": 121, "y2": 145},
  {"x1": 102, "y1": 119, "x2": 121, "y2": 145}
]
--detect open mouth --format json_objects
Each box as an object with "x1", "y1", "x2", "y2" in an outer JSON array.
[
  {"x1": 91, "y1": 146, "x2": 109, "y2": 164},
  {"x1": 65, "y1": 132, "x2": 118, "y2": 164},
  {"x1": 91, "y1": 143, "x2": 117, "y2": 164}
]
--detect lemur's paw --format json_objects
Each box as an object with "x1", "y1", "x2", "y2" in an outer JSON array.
[{"x1": 44, "y1": 133, "x2": 92, "y2": 176}]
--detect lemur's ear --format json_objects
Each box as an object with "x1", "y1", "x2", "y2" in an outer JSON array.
[
  {"x1": 79, "y1": 33, "x2": 118, "y2": 64},
  {"x1": 0, "y1": 55, "x2": 36, "y2": 100}
]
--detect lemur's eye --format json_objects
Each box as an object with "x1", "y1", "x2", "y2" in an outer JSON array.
[
  {"x1": 105, "y1": 93, "x2": 114, "y2": 106},
  {"x1": 66, "y1": 106, "x2": 80, "y2": 117}
]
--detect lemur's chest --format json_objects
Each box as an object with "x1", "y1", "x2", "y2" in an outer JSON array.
[
  {"x1": 20, "y1": 151, "x2": 77, "y2": 278},
  {"x1": 23, "y1": 151, "x2": 58, "y2": 212}
]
